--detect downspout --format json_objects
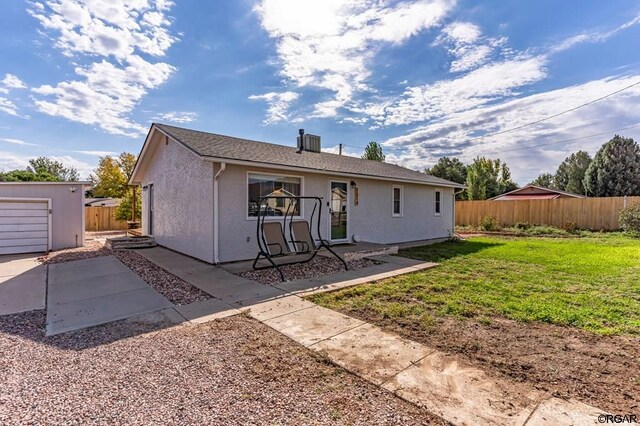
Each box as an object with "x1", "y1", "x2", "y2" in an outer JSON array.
[{"x1": 213, "y1": 162, "x2": 227, "y2": 263}]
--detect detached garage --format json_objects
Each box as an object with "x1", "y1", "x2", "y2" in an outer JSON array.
[{"x1": 0, "y1": 182, "x2": 89, "y2": 255}]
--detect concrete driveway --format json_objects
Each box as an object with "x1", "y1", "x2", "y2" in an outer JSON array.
[
  {"x1": 46, "y1": 256, "x2": 173, "y2": 335},
  {"x1": 0, "y1": 254, "x2": 46, "y2": 315}
]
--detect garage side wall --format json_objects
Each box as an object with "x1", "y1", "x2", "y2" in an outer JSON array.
[
  {"x1": 139, "y1": 133, "x2": 214, "y2": 263},
  {"x1": 0, "y1": 183, "x2": 84, "y2": 250}
]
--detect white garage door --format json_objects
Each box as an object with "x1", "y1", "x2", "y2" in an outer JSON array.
[{"x1": 0, "y1": 200, "x2": 50, "y2": 255}]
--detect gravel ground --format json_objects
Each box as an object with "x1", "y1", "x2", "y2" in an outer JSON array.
[
  {"x1": 113, "y1": 250, "x2": 211, "y2": 305},
  {"x1": 37, "y1": 233, "x2": 210, "y2": 306},
  {"x1": 0, "y1": 310, "x2": 447, "y2": 426},
  {"x1": 239, "y1": 257, "x2": 378, "y2": 285}
]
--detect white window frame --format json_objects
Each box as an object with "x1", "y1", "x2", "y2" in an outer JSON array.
[
  {"x1": 391, "y1": 184, "x2": 403, "y2": 217},
  {"x1": 246, "y1": 170, "x2": 305, "y2": 220},
  {"x1": 434, "y1": 188, "x2": 442, "y2": 216}
]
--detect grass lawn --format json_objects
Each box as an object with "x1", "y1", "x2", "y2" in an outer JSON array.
[{"x1": 310, "y1": 234, "x2": 640, "y2": 335}]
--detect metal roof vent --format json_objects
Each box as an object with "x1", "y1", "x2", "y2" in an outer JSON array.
[{"x1": 300, "y1": 134, "x2": 321, "y2": 153}]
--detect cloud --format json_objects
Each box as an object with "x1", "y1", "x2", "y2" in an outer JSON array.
[
  {"x1": 49, "y1": 155, "x2": 95, "y2": 179},
  {"x1": 382, "y1": 74, "x2": 640, "y2": 183},
  {"x1": 254, "y1": 0, "x2": 454, "y2": 119},
  {"x1": 550, "y1": 13, "x2": 640, "y2": 53},
  {"x1": 27, "y1": 0, "x2": 179, "y2": 137},
  {"x1": 248, "y1": 91, "x2": 299, "y2": 124},
  {"x1": 0, "y1": 138, "x2": 39, "y2": 146},
  {"x1": 0, "y1": 151, "x2": 94, "y2": 179},
  {"x1": 74, "y1": 150, "x2": 118, "y2": 156},
  {"x1": 1, "y1": 74, "x2": 27, "y2": 91},
  {"x1": 0, "y1": 98, "x2": 20, "y2": 116},
  {"x1": 436, "y1": 22, "x2": 507, "y2": 73},
  {"x1": 154, "y1": 111, "x2": 198, "y2": 124}
]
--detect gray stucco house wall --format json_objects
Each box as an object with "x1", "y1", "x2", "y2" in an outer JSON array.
[
  {"x1": 0, "y1": 182, "x2": 87, "y2": 252},
  {"x1": 131, "y1": 124, "x2": 462, "y2": 264}
]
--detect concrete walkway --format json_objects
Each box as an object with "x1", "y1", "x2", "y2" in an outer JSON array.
[
  {"x1": 138, "y1": 247, "x2": 604, "y2": 426},
  {"x1": 0, "y1": 254, "x2": 46, "y2": 315},
  {"x1": 46, "y1": 256, "x2": 172, "y2": 335}
]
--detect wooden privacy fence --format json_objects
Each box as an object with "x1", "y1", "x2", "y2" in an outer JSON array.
[
  {"x1": 455, "y1": 196, "x2": 640, "y2": 231},
  {"x1": 85, "y1": 206, "x2": 128, "y2": 231}
]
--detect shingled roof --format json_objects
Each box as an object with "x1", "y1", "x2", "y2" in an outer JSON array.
[{"x1": 148, "y1": 123, "x2": 463, "y2": 188}]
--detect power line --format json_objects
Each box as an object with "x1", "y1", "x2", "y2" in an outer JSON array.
[{"x1": 480, "y1": 122, "x2": 640, "y2": 155}]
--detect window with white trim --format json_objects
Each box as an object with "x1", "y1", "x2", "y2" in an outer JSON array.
[
  {"x1": 434, "y1": 189, "x2": 442, "y2": 215},
  {"x1": 392, "y1": 185, "x2": 403, "y2": 216},
  {"x1": 248, "y1": 173, "x2": 301, "y2": 217}
]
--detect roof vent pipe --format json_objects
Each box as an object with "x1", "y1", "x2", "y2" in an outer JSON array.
[{"x1": 296, "y1": 128, "x2": 304, "y2": 154}]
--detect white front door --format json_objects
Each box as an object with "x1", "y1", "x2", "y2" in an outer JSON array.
[{"x1": 328, "y1": 180, "x2": 349, "y2": 242}]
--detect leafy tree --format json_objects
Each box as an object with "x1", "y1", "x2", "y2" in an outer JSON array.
[
  {"x1": 118, "y1": 152, "x2": 137, "y2": 180},
  {"x1": 115, "y1": 187, "x2": 142, "y2": 221},
  {"x1": 362, "y1": 141, "x2": 385, "y2": 162},
  {"x1": 0, "y1": 169, "x2": 60, "y2": 182},
  {"x1": 90, "y1": 156, "x2": 128, "y2": 198},
  {"x1": 554, "y1": 151, "x2": 591, "y2": 195},
  {"x1": 583, "y1": 135, "x2": 640, "y2": 197},
  {"x1": 530, "y1": 173, "x2": 555, "y2": 188},
  {"x1": 424, "y1": 157, "x2": 467, "y2": 184},
  {"x1": 465, "y1": 157, "x2": 518, "y2": 200},
  {"x1": 28, "y1": 157, "x2": 79, "y2": 181}
]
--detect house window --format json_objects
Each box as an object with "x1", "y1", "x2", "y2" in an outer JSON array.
[
  {"x1": 247, "y1": 173, "x2": 302, "y2": 217},
  {"x1": 392, "y1": 185, "x2": 403, "y2": 216},
  {"x1": 435, "y1": 190, "x2": 442, "y2": 216}
]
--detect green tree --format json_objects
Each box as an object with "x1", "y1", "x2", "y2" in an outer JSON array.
[
  {"x1": 115, "y1": 187, "x2": 142, "y2": 221},
  {"x1": 28, "y1": 157, "x2": 79, "y2": 181},
  {"x1": 118, "y1": 152, "x2": 137, "y2": 180},
  {"x1": 465, "y1": 157, "x2": 518, "y2": 200},
  {"x1": 362, "y1": 141, "x2": 385, "y2": 162},
  {"x1": 90, "y1": 156, "x2": 127, "y2": 198},
  {"x1": 530, "y1": 173, "x2": 555, "y2": 188},
  {"x1": 424, "y1": 157, "x2": 467, "y2": 184},
  {"x1": 0, "y1": 169, "x2": 60, "y2": 182},
  {"x1": 583, "y1": 135, "x2": 640, "y2": 197},
  {"x1": 554, "y1": 151, "x2": 591, "y2": 195}
]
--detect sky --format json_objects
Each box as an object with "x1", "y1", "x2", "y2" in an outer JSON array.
[{"x1": 1, "y1": 0, "x2": 639, "y2": 184}]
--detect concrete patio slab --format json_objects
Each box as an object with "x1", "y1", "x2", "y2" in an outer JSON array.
[
  {"x1": 244, "y1": 295, "x2": 316, "y2": 322},
  {"x1": 311, "y1": 323, "x2": 435, "y2": 385},
  {"x1": 263, "y1": 305, "x2": 365, "y2": 347},
  {"x1": 523, "y1": 397, "x2": 603, "y2": 426},
  {"x1": 46, "y1": 256, "x2": 172, "y2": 335},
  {"x1": 368, "y1": 254, "x2": 436, "y2": 268},
  {"x1": 0, "y1": 254, "x2": 44, "y2": 278},
  {"x1": 0, "y1": 261, "x2": 46, "y2": 315},
  {"x1": 173, "y1": 298, "x2": 240, "y2": 323},
  {"x1": 382, "y1": 350, "x2": 542, "y2": 426},
  {"x1": 48, "y1": 271, "x2": 150, "y2": 305}
]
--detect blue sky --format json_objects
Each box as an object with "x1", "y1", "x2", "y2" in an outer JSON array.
[{"x1": 1, "y1": 0, "x2": 639, "y2": 184}]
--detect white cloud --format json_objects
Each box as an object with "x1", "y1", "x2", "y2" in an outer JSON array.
[
  {"x1": 435, "y1": 21, "x2": 507, "y2": 73},
  {"x1": 382, "y1": 74, "x2": 640, "y2": 183},
  {"x1": 1, "y1": 74, "x2": 27, "y2": 90},
  {"x1": 49, "y1": 155, "x2": 95, "y2": 179},
  {"x1": 0, "y1": 138, "x2": 38, "y2": 146},
  {"x1": 254, "y1": 0, "x2": 454, "y2": 118},
  {"x1": 0, "y1": 98, "x2": 20, "y2": 116},
  {"x1": 0, "y1": 151, "x2": 94, "y2": 179},
  {"x1": 154, "y1": 111, "x2": 198, "y2": 124},
  {"x1": 248, "y1": 91, "x2": 299, "y2": 124},
  {"x1": 74, "y1": 150, "x2": 118, "y2": 156},
  {"x1": 27, "y1": 0, "x2": 179, "y2": 137},
  {"x1": 549, "y1": 13, "x2": 640, "y2": 53},
  {"x1": 322, "y1": 144, "x2": 360, "y2": 157}
]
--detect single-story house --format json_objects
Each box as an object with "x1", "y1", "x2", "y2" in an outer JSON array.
[
  {"x1": 129, "y1": 124, "x2": 464, "y2": 264},
  {"x1": 0, "y1": 182, "x2": 89, "y2": 255},
  {"x1": 490, "y1": 184, "x2": 586, "y2": 201}
]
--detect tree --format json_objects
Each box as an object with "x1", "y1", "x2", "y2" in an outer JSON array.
[
  {"x1": 424, "y1": 157, "x2": 467, "y2": 184},
  {"x1": 0, "y1": 169, "x2": 60, "y2": 182},
  {"x1": 362, "y1": 141, "x2": 385, "y2": 162},
  {"x1": 583, "y1": 135, "x2": 640, "y2": 197},
  {"x1": 554, "y1": 151, "x2": 591, "y2": 195},
  {"x1": 28, "y1": 157, "x2": 79, "y2": 181},
  {"x1": 115, "y1": 187, "x2": 142, "y2": 221},
  {"x1": 90, "y1": 156, "x2": 128, "y2": 198},
  {"x1": 465, "y1": 157, "x2": 518, "y2": 200},
  {"x1": 118, "y1": 152, "x2": 137, "y2": 180},
  {"x1": 530, "y1": 173, "x2": 555, "y2": 188}
]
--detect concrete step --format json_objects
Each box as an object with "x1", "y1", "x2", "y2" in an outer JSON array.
[{"x1": 106, "y1": 236, "x2": 157, "y2": 250}]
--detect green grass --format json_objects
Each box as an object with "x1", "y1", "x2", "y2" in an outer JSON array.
[{"x1": 309, "y1": 234, "x2": 640, "y2": 335}]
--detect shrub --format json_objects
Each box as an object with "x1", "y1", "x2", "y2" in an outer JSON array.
[
  {"x1": 562, "y1": 221, "x2": 578, "y2": 232},
  {"x1": 515, "y1": 222, "x2": 531, "y2": 230},
  {"x1": 619, "y1": 203, "x2": 640, "y2": 233},
  {"x1": 479, "y1": 215, "x2": 499, "y2": 231}
]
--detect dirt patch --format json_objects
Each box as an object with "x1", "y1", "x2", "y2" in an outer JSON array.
[
  {"x1": 327, "y1": 307, "x2": 640, "y2": 414},
  {"x1": 238, "y1": 256, "x2": 378, "y2": 285},
  {"x1": 0, "y1": 310, "x2": 448, "y2": 425},
  {"x1": 38, "y1": 238, "x2": 111, "y2": 264}
]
